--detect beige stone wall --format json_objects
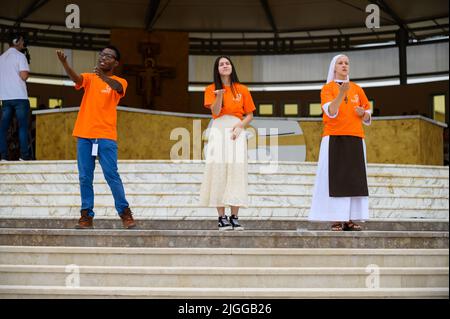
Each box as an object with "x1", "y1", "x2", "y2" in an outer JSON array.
[
  {"x1": 117, "y1": 112, "x2": 209, "y2": 160},
  {"x1": 36, "y1": 112, "x2": 78, "y2": 160},
  {"x1": 364, "y1": 119, "x2": 419, "y2": 164},
  {"x1": 36, "y1": 110, "x2": 210, "y2": 160},
  {"x1": 300, "y1": 118, "x2": 444, "y2": 165},
  {"x1": 299, "y1": 121, "x2": 323, "y2": 162},
  {"x1": 36, "y1": 111, "x2": 444, "y2": 165},
  {"x1": 418, "y1": 119, "x2": 444, "y2": 165}
]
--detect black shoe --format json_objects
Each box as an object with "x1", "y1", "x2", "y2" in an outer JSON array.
[
  {"x1": 0, "y1": 154, "x2": 8, "y2": 162},
  {"x1": 218, "y1": 215, "x2": 232, "y2": 231},
  {"x1": 19, "y1": 156, "x2": 33, "y2": 161},
  {"x1": 230, "y1": 215, "x2": 244, "y2": 231}
]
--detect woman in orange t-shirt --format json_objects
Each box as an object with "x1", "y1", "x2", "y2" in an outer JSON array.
[
  {"x1": 199, "y1": 56, "x2": 256, "y2": 231},
  {"x1": 308, "y1": 54, "x2": 372, "y2": 231}
]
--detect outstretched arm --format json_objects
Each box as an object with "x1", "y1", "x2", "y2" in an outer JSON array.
[{"x1": 56, "y1": 50, "x2": 82, "y2": 86}]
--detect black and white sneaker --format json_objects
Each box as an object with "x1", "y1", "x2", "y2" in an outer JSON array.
[
  {"x1": 218, "y1": 215, "x2": 233, "y2": 231},
  {"x1": 230, "y1": 215, "x2": 244, "y2": 231}
]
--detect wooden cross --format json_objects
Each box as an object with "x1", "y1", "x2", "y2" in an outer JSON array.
[{"x1": 122, "y1": 41, "x2": 175, "y2": 108}]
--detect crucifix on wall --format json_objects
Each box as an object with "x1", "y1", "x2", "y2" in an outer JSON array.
[{"x1": 122, "y1": 41, "x2": 176, "y2": 108}]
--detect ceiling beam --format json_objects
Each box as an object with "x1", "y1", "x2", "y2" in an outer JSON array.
[
  {"x1": 433, "y1": 18, "x2": 449, "y2": 34},
  {"x1": 260, "y1": 0, "x2": 279, "y2": 37},
  {"x1": 14, "y1": 0, "x2": 51, "y2": 27},
  {"x1": 145, "y1": 0, "x2": 161, "y2": 31}
]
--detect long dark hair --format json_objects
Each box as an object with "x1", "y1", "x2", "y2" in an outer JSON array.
[{"x1": 213, "y1": 56, "x2": 240, "y2": 97}]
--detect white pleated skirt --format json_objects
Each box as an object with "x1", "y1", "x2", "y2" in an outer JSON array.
[
  {"x1": 199, "y1": 115, "x2": 248, "y2": 207},
  {"x1": 308, "y1": 135, "x2": 369, "y2": 222}
]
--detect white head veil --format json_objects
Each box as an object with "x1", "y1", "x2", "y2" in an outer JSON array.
[{"x1": 326, "y1": 54, "x2": 349, "y2": 83}]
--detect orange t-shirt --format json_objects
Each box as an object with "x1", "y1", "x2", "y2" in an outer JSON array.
[
  {"x1": 204, "y1": 83, "x2": 256, "y2": 119},
  {"x1": 321, "y1": 81, "x2": 370, "y2": 138},
  {"x1": 72, "y1": 73, "x2": 127, "y2": 141}
]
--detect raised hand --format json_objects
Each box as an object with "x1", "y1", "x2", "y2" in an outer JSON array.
[
  {"x1": 94, "y1": 66, "x2": 106, "y2": 79},
  {"x1": 56, "y1": 50, "x2": 67, "y2": 64},
  {"x1": 339, "y1": 82, "x2": 350, "y2": 95},
  {"x1": 213, "y1": 89, "x2": 226, "y2": 95},
  {"x1": 56, "y1": 50, "x2": 82, "y2": 85}
]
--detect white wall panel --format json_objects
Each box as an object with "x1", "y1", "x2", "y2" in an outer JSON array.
[
  {"x1": 189, "y1": 43, "x2": 448, "y2": 83},
  {"x1": 407, "y1": 42, "x2": 449, "y2": 74}
]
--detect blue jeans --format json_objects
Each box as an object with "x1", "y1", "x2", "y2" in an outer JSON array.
[
  {"x1": 77, "y1": 138, "x2": 129, "y2": 217},
  {"x1": 0, "y1": 99, "x2": 30, "y2": 159}
]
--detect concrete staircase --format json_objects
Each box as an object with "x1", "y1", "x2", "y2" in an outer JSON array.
[
  {"x1": 0, "y1": 221, "x2": 448, "y2": 249},
  {"x1": 0, "y1": 246, "x2": 448, "y2": 298},
  {"x1": 0, "y1": 160, "x2": 448, "y2": 298},
  {"x1": 0, "y1": 160, "x2": 448, "y2": 219}
]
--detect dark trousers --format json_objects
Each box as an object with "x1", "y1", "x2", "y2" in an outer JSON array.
[{"x1": 0, "y1": 99, "x2": 31, "y2": 159}]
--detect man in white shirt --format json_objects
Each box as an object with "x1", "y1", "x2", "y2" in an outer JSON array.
[{"x1": 0, "y1": 33, "x2": 31, "y2": 161}]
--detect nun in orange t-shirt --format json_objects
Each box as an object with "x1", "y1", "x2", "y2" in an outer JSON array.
[
  {"x1": 308, "y1": 54, "x2": 372, "y2": 231},
  {"x1": 199, "y1": 56, "x2": 256, "y2": 231}
]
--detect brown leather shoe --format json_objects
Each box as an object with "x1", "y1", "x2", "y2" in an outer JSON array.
[
  {"x1": 120, "y1": 207, "x2": 136, "y2": 229},
  {"x1": 75, "y1": 210, "x2": 93, "y2": 229}
]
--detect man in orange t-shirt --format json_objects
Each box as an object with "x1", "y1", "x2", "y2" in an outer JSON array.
[{"x1": 56, "y1": 46, "x2": 136, "y2": 229}]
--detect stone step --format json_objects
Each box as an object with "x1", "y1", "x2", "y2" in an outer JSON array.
[
  {"x1": 1, "y1": 172, "x2": 448, "y2": 187},
  {"x1": 1, "y1": 160, "x2": 447, "y2": 177},
  {"x1": 0, "y1": 193, "x2": 447, "y2": 208},
  {"x1": 0, "y1": 285, "x2": 447, "y2": 298},
  {"x1": 1, "y1": 218, "x2": 447, "y2": 231},
  {"x1": 1, "y1": 160, "x2": 446, "y2": 299},
  {"x1": 0, "y1": 228, "x2": 447, "y2": 248},
  {"x1": 1, "y1": 206, "x2": 447, "y2": 219},
  {"x1": 0, "y1": 181, "x2": 448, "y2": 197},
  {"x1": 0, "y1": 265, "x2": 447, "y2": 289},
  {"x1": 1, "y1": 246, "x2": 447, "y2": 268}
]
